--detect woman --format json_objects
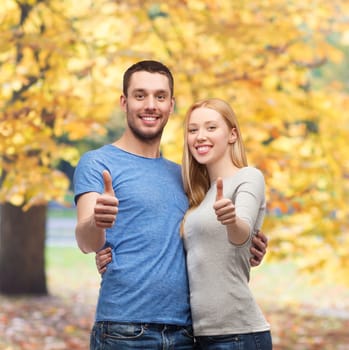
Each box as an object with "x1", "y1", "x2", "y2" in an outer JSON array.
[{"x1": 181, "y1": 98, "x2": 272, "y2": 349}]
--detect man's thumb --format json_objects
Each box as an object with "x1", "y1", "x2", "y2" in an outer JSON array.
[
  {"x1": 216, "y1": 177, "x2": 223, "y2": 201},
  {"x1": 102, "y1": 170, "x2": 115, "y2": 196}
]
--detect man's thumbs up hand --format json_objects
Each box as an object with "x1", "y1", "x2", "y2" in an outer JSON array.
[
  {"x1": 213, "y1": 177, "x2": 236, "y2": 225},
  {"x1": 103, "y1": 170, "x2": 115, "y2": 196},
  {"x1": 94, "y1": 170, "x2": 119, "y2": 228}
]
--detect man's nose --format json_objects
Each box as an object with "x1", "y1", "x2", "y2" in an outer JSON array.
[{"x1": 145, "y1": 96, "x2": 156, "y2": 109}]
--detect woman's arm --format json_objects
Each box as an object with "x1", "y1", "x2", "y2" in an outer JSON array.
[{"x1": 95, "y1": 247, "x2": 112, "y2": 274}]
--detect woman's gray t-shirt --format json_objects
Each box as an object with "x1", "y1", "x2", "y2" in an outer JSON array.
[{"x1": 183, "y1": 167, "x2": 270, "y2": 336}]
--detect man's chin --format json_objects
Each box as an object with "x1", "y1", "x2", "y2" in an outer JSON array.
[{"x1": 132, "y1": 129, "x2": 163, "y2": 143}]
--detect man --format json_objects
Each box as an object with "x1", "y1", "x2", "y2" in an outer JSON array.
[{"x1": 74, "y1": 60, "x2": 268, "y2": 350}]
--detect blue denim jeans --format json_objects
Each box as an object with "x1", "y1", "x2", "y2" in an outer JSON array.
[
  {"x1": 196, "y1": 331, "x2": 272, "y2": 350},
  {"x1": 90, "y1": 321, "x2": 195, "y2": 349}
]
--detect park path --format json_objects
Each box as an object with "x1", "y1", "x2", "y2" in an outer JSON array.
[{"x1": 46, "y1": 208, "x2": 76, "y2": 246}]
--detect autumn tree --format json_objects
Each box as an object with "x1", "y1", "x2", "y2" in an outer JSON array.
[
  {"x1": 1, "y1": 0, "x2": 349, "y2": 295},
  {"x1": 0, "y1": 0, "x2": 118, "y2": 294}
]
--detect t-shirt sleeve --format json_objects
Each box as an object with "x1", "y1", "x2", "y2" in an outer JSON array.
[
  {"x1": 73, "y1": 151, "x2": 106, "y2": 205},
  {"x1": 234, "y1": 168, "x2": 266, "y2": 233}
]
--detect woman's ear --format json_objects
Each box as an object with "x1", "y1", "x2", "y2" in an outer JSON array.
[{"x1": 228, "y1": 127, "x2": 238, "y2": 144}]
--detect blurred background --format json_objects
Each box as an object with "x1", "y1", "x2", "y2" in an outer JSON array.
[{"x1": 0, "y1": 0, "x2": 348, "y2": 349}]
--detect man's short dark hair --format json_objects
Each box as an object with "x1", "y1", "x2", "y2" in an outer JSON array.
[{"x1": 123, "y1": 60, "x2": 174, "y2": 97}]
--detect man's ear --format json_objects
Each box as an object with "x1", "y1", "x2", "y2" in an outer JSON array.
[{"x1": 120, "y1": 94, "x2": 127, "y2": 112}]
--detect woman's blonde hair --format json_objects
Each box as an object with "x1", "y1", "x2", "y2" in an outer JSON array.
[{"x1": 182, "y1": 98, "x2": 248, "y2": 209}]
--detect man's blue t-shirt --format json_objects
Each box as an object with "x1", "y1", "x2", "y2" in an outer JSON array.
[{"x1": 73, "y1": 144, "x2": 191, "y2": 326}]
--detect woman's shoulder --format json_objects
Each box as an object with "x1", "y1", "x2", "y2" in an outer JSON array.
[{"x1": 237, "y1": 166, "x2": 264, "y2": 179}]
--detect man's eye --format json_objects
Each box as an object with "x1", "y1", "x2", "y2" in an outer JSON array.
[
  {"x1": 135, "y1": 94, "x2": 144, "y2": 99},
  {"x1": 157, "y1": 95, "x2": 165, "y2": 100}
]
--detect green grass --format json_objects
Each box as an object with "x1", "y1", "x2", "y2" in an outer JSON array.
[
  {"x1": 45, "y1": 246, "x2": 99, "y2": 299},
  {"x1": 46, "y1": 246, "x2": 94, "y2": 270}
]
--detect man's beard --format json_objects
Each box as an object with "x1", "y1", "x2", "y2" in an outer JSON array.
[{"x1": 128, "y1": 122, "x2": 164, "y2": 143}]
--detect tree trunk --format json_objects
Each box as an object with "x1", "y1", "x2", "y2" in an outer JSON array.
[{"x1": 0, "y1": 202, "x2": 48, "y2": 295}]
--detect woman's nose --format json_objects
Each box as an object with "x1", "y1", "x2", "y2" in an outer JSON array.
[{"x1": 196, "y1": 132, "x2": 207, "y2": 141}]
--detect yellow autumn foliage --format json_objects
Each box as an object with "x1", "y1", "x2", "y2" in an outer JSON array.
[{"x1": 0, "y1": 0, "x2": 348, "y2": 284}]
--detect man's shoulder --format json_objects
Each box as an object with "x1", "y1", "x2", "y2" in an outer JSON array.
[
  {"x1": 162, "y1": 157, "x2": 181, "y2": 168},
  {"x1": 80, "y1": 144, "x2": 115, "y2": 160}
]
